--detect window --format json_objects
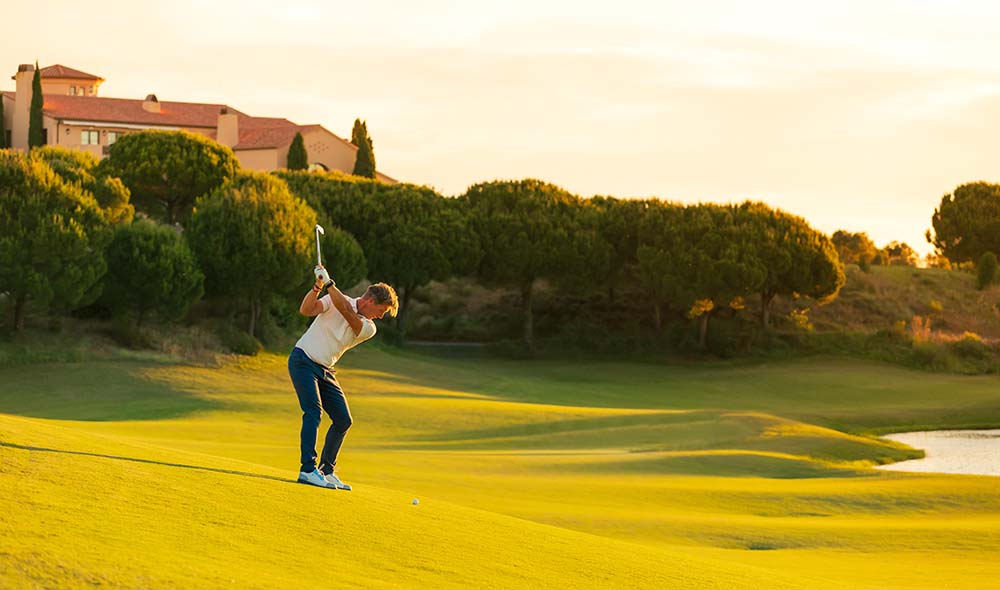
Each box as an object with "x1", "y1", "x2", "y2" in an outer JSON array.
[
  {"x1": 81, "y1": 130, "x2": 99, "y2": 145},
  {"x1": 69, "y1": 86, "x2": 76, "y2": 96},
  {"x1": 107, "y1": 132, "x2": 120, "y2": 145}
]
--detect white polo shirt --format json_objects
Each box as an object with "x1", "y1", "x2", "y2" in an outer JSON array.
[{"x1": 295, "y1": 295, "x2": 377, "y2": 368}]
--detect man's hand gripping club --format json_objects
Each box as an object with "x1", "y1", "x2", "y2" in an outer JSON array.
[{"x1": 314, "y1": 265, "x2": 335, "y2": 292}]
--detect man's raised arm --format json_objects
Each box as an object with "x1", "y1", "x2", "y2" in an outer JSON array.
[{"x1": 325, "y1": 283, "x2": 364, "y2": 336}]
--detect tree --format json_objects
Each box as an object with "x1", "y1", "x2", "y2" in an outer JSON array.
[
  {"x1": 0, "y1": 95, "x2": 7, "y2": 148},
  {"x1": 366, "y1": 186, "x2": 481, "y2": 335},
  {"x1": 0, "y1": 151, "x2": 111, "y2": 331},
  {"x1": 278, "y1": 170, "x2": 481, "y2": 336},
  {"x1": 739, "y1": 203, "x2": 845, "y2": 329},
  {"x1": 832, "y1": 230, "x2": 879, "y2": 270},
  {"x1": 977, "y1": 252, "x2": 998, "y2": 290},
  {"x1": 28, "y1": 61, "x2": 44, "y2": 149},
  {"x1": 591, "y1": 196, "x2": 648, "y2": 303},
  {"x1": 33, "y1": 146, "x2": 134, "y2": 225},
  {"x1": 186, "y1": 172, "x2": 315, "y2": 338},
  {"x1": 316, "y1": 225, "x2": 367, "y2": 292},
  {"x1": 638, "y1": 204, "x2": 766, "y2": 348},
  {"x1": 351, "y1": 118, "x2": 376, "y2": 178},
  {"x1": 464, "y1": 179, "x2": 605, "y2": 347},
  {"x1": 881, "y1": 241, "x2": 918, "y2": 267},
  {"x1": 929, "y1": 182, "x2": 1000, "y2": 264},
  {"x1": 99, "y1": 130, "x2": 239, "y2": 224},
  {"x1": 287, "y1": 132, "x2": 308, "y2": 170},
  {"x1": 634, "y1": 201, "x2": 684, "y2": 330},
  {"x1": 101, "y1": 219, "x2": 204, "y2": 326}
]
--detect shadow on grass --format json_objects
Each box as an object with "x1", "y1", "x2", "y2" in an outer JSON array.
[
  {"x1": 396, "y1": 411, "x2": 718, "y2": 448},
  {"x1": 0, "y1": 361, "x2": 227, "y2": 421},
  {"x1": 549, "y1": 451, "x2": 870, "y2": 479},
  {"x1": 0, "y1": 441, "x2": 292, "y2": 484}
]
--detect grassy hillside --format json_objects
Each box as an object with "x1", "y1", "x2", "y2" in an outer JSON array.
[
  {"x1": 406, "y1": 266, "x2": 1000, "y2": 371},
  {"x1": 791, "y1": 265, "x2": 1000, "y2": 340},
  {"x1": 2, "y1": 347, "x2": 999, "y2": 588}
]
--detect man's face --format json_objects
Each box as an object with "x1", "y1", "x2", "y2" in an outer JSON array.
[{"x1": 358, "y1": 295, "x2": 391, "y2": 320}]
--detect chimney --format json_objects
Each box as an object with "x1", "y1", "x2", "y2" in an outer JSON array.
[
  {"x1": 11, "y1": 64, "x2": 34, "y2": 150},
  {"x1": 217, "y1": 106, "x2": 238, "y2": 147},
  {"x1": 142, "y1": 94, "x2": 160, "y2": 113}
]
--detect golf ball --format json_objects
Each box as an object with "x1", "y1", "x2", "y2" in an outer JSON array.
[{"x1": 412, "y1": 498, "x2": 419, "y2": 505}]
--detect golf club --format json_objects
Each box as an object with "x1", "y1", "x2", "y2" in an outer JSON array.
[{"x1": 313, "y1": 224, "x2": 334, "y2": 292}]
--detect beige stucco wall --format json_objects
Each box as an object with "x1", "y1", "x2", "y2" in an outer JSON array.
[
  {"x1": 235, "y1": 148, "x2": 279, "y2": 171},
  {"x1": 41, "y1": 79, "x2": 101, "y2": 96},
  {"x1": 301, "y1": 128, "x2": 357, "y2": 175},
  {"x1": 11, "y1": 68, "x2": 32, "y2": 149},
  {"x1": 53, "y1": 121, "x2": 137, "y2": 154}
]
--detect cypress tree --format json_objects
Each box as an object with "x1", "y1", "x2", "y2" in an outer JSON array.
[
  {"x1": 351, "y1": 118, "x2": 376, "y2": 178},
  {"x1": 28, "y1": 61, "x2": 44, "y2": 149},
  {"x1": 0, "y1": 95, "x2": 6, "y2": 148},
  {"x1": 286, "y1": 132, "x2": 308, "y2": 170}
]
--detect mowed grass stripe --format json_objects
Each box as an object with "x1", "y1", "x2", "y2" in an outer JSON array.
[
  {"x1": 0, "y1": 414, "x2": 843, "y2": 590},
  {"x1": 2, "y1": 348, "x2": 1000, "y2": 588}
]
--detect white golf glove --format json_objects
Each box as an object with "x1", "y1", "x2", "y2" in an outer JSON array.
[{"x1": 314, "y1": 266, "x2": 334, "y2": 287}]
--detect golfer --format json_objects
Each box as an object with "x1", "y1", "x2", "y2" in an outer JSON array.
[{"x1": 289, "y1": 267, "x2": 397, "y2": 490}]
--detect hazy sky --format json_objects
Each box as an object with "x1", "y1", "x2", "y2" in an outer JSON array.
[{"x1": 8, "y1": 1, "x2": 1000, "y2": 254}]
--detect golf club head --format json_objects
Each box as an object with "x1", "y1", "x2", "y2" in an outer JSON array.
[{"x1": 314, "y1": 224, "x2": 325, "y2": 266}]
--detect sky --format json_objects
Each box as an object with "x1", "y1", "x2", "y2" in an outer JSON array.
[{"x1": 8, "y1": 0, "x2": 1000, "y2": 255}]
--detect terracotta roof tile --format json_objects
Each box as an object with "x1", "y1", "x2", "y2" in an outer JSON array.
[
  {"x1": 3, "y1": 84, "x2": 397, "y2": 182},
  {"x1": 41, "y1": 94, "x2": 248, "y2": 127},
  {"x1": 233, "y1": 125, "x2": 301, "y2": 150},
  {"x1": 39, "y1": 65, "x2": 103, "y2": 81}
]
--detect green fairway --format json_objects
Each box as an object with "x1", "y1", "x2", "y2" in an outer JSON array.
[{"x1": 2, "y1": 348, "x2": 999, "y2": 588}]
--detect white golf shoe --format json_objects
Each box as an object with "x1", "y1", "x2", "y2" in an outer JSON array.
[
  {"x1": 297, "y1": 468, "x2": 333, "y2": 488},
  {"x1": 323, "y1": 472, "x2": 352, "y2": 491}
]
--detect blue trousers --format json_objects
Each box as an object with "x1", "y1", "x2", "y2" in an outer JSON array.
[{"x1": 288, "y1": 347, "x2": 353, "y2": 474}]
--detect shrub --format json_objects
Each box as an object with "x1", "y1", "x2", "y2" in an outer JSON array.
[
  {"x1": 976, "y1": 252, "x2": 998, "y2": 290},
  {"x1": 99, "y1": 130, "x2": 238, "y2": 224},
  {"x1": 101, "y1": 219, "x2": 204, "y2": 326},
  {"x1": 215, "y1": 322, "x2": 263, "y2": 356},
  {"x1": 950, "y1": 332, "x2": 991, "y2": 361},
  {"x1": 187, "y1": 172, "x2": 316, "y2": 338},
  {"x1": 909, "y1": 316, "x2": 931, "y2": 343},
  {"x1": 0, "y1": 151, "x2": 112, "y2": 331},
  {"x1": 911, "y1": 341, "x2": 961, "y2": 372}
]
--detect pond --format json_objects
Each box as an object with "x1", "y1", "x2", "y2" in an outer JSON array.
[{"x1": 877, "y1": 430, "x2": 1000, "y2": 476}]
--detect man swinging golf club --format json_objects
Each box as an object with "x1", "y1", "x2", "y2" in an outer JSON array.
[{"x1": 289, "y1": 224, "x2": 398, "y2": 490}]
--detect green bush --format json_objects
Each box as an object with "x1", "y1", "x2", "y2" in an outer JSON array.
[
  {"x1": 108, "y1": 315, "x2": 154, "y2": 349},
  {"x1": 187, "y1": 172, "x2": 316, "y2": 338},
  {"x1": 101, "y1": 219, "x2": 204, "y2": 326},
  {"x1": 317, "y1": 225, "x2": 367, "y2": 291},
  {"x1": 976, "y1": 252, "x2": 998, "y2": 290},
  {"x1": 950, "y1": 332, "x2": 991, "y2": 361},
  {"x1": 215, "y1": 322, "x2": 263, "y2": 356},
  {"x1": 911, "y1": 341, "x2": 961, "y2": 372},
  {"x1": 0, "y1": 150, "x2": 112, "y2": 331}
]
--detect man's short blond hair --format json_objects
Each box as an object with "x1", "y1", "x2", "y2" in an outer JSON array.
[{"x1": 364, "y1": 282, "x2": 399, "y2": 317}]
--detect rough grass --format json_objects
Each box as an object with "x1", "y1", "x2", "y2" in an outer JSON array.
[
  {"x1": 795, "y1": 265, "x2": 1000, "y2": 340},
  {"x1": 2, "y1": 347, "x2": 999, "y2": 588}
]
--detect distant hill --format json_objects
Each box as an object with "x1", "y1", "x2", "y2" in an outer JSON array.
[
  {"x1": 780, "y1": 265, "x2": 1000, "y2": 342},
  {"x1": 408, "y1": 265, "x2": 1000, "y2": 370}
]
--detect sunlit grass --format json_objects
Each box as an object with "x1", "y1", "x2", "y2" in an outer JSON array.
[{"x1": 2, "y1": 346, "x2": 999, "y2": 588}]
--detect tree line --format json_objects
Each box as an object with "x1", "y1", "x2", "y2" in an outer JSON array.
[{"x1": 3, "y1": 129, "x2": 996, "y2": 352}]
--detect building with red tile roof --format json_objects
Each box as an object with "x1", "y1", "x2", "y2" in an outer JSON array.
[{"x1": 1, "y1": 63, "x2": 394, "y2": 182}]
